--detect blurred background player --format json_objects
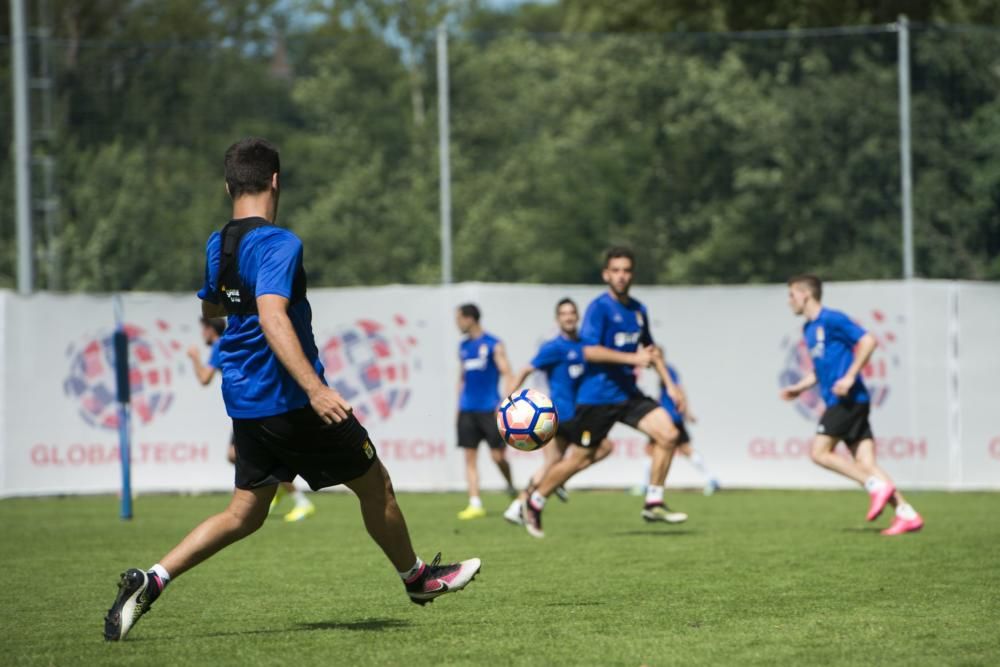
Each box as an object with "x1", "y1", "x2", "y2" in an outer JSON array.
[
  {"x1": 187, "y1": 316, "x2": 316, "y2": 522},
  {"x1": 633, "y1": 357, "x2": 720, "y2": 496},
  {"x1": 455, "y1": 303, "x2": 516, "y2": 519},
  {"x1": 521, "y1": 247, "x2": 687, "y2": 538},
  {"x1": 779, "y1": 274, "x2": 923, "y2": 536},
  {"x1": 502, "y1": 298, "x2": 613, "y2": 524}
]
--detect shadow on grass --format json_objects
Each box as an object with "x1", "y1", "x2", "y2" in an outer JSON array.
[
  {"x1": 611, "y1": 530, "x2": 696, "y2": 537},
  {"x1": 136, "y1": 617, "x2": 411, "y2": 641}
]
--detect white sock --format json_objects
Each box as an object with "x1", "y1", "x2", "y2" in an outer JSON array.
[
  {"x1": 399, "y1": 557, "x2": 424, "y2": 582},
  {"x1": 529, "y1": 491, "x2": 546, "y2": 510},
  {"x1": 292, "y1": 490, "x2": 312, "y2": 507},
  {"x1": 641, "y1": 459, "x2": 651, "y2": 488},
  {"x1": 468, "y1": 496, "x2": 483, "y2": 509},
  {"x1": 507, "y1": 499, "x2": 522, "y2": 512},
  {"x1": 149, "y1": 563, "x2": 171, "y2": 587},
  {"x1": 688, "y1": 450, "x2": 714, "y2": 480},
  {"x1": 863, "y1": 476, "x2": 886, "y2": 493},
  {"x1": 896, "y1": 503, "x2": 918, "y2": 520},
  {"x1": 645, "y1": 485, "x2": 664, "y2": 506}
]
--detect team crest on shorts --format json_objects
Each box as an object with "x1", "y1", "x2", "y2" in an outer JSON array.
[
  {"x1": 581, "y1": 430, "x2": 591, "y2": 447},
  {"x1": 362, "y1": 440, "x2": 375, "y2": 459}
]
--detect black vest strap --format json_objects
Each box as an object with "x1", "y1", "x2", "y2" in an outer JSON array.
[{"x1": 216, "y1": 218, "x2": 307, "y2": 316}]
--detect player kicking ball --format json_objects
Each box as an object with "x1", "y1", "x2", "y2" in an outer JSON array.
[
  {"x1": 103, "y1": 138, "x2": 480, "y2": 641},
  {"x1": 521, "y1": 247, "x2": 687, "y2": 537},
  {"x1": 780, "y1": 274, "x2": 923, "y2": 536}
]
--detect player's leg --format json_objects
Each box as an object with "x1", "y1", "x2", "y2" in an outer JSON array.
[
  {"x1": 632, "y1": 404, "x2": 686, "y2": 523},
  {"x1": 522, "y1": 444, "x2": 599, "y2": 538},
  {"x1": 677, "y1": 431, "x2": 720, "y2": 495},
  {"x1": 457, "y1": 412, "x2": 486, "y2": 519},
  {"x1": 505, "y1": 434, "x2": 567, "y2": 525},
  {"x1": 104, "y1": 484, "x2": 276, "y2": 641},
  {"x1": 851, "y1": 438, "x2": 923, "y2": 534},
  {"x1": 483, "y1": 412, "x2": 516, "y2": 495},
  {"x1": 809, "y1": 434, "x2": 869, "y2": 483}
]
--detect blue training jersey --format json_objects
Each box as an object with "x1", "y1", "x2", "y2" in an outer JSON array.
[
  {"x1": 803, "y1": 307, "x2": 870, "y2": 407},
  {"x1": 197, "y1": 224, "x2": 324, "y2": 419},
  {"x1": 459, "y1": 333, "x2": 501, "y2": 412},
  {"x1": 206, "y1": 340, "x2": 222, "y2": 370},
  {"x1": 576, "y1": 292, "x2": 653, "y2": 405},
  {"x1": 530, "y1": 335, "x2": 585, "y2": 422},
  {"x1": 658, "y1": 365, "x2": 683, "y2": 425}
]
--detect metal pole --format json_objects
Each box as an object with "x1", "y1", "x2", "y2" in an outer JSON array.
[
  {"x1": 436, "y1": 23, "x2": 453, "y2": 285},
  {"x1": 897, "y1": 15, "x2": 915, "y2": 279},
  {"x1": 10, "y1": 0, "x2": 33, "y2": 294}
]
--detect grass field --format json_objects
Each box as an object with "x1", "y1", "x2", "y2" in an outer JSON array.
[{"x1": 3, "y1": 489, "x2": 999, "y2": 666}]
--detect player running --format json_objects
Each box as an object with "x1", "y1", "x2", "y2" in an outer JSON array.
[
  {"x1": 779, "y1": 274, "x2": 923, "y2": 535},
  {"x1": 455, "y1": 303, "x2": 517, "y2": 519},
  {"x1": 103, "y1": 138, "x2": 480, "y2": 641},
  {"x1": 187, "y1": 316, "x2": 316, "y2": 522},
  {"x1": 502, "y1": 298, "x2": 613, "y2": 524},
  {"x1": 521, "y1": 247, "x2": 687, "y2": 537}
]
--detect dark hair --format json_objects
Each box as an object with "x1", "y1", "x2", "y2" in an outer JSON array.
[
  {"x1": 224, "y1": 138, "x2": 280, "y2": 199},
  {"x1": 788, "y1": 274, "x2": 823, "y2": 301},
  {"x1": 458, "y1": 303, "x2": 481, "y2": 322},
  {"x1": 555, "y1": 298, "x2": 577, "y2": 314},
  {"x1": 200, "y1": 317, "x2": 227, "y2": 336},
  {"x1": 604, "y1": 246, "x2": 635, "y2": 268}
]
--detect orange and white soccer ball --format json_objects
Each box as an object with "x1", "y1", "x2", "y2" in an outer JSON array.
[{"x1": 496, "y1": 388, "x2": 559, "y2": 451}]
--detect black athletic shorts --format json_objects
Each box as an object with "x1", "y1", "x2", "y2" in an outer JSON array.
[
  {"x1": 232, "y1": 407, "x2": 378, "y2": 491},
  {"x1": 556, "y1": 416, "x2": 579, "y2": 442},
  {"x1": 675, "y1": 422, "x2": 691, "y2": 446},
  {"x1": 570, "y1": 395, "x2": 660, "y2": 448},
  {"x1": 817, "y1": 401, "x2": 874, "y2": 445},
  {"x1": 458, "y1": 411, "x2": 505, "y2": 449}
]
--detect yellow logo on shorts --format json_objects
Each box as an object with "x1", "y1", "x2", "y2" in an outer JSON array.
[
  {"x1": 363, "y1": 440, "x2": 375, "y2": 459},
  {"x1": 581, "y1": 430, "x2": 591, "y2": 447}
]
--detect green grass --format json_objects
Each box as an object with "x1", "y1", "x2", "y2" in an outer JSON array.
[{"x1": 2, "y1": 490, "x2": 999, "y2": 666}]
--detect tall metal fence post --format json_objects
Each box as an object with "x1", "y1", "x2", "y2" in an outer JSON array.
[
  {"x1": 10, "y1": 0, "x2": 34, "y2": 294},
  {"x1": 897, "y1": 15, "x2": 915, "y2": 280},
  {"x1": 436, "y1": 23, "x2": 453, "y2": 285}
]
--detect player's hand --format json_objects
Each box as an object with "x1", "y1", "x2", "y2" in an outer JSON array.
[
  {"x1": 779, "y1": 386, "x2": 800, "y2": 401},
  {"x1": 633, "y1": 346, "x2": 655, "y2": 368},
  {"x1": 667, "y1": 384, "x2": 687, "y2": 414},
  {"x1": 308, "y1": 385, "x2": 353, "y2": 424},
  {"x1": 187, "y1": 345, "x2": 201, "y2": 361},
  {"x1": 832, "y1": 374, "x2": 855, "y2": 397}
]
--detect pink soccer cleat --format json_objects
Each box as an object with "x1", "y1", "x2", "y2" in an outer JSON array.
[
  {"x1": 866, "y1": 483, "x2": 896, "y2": 521},
  {"x1": 881, "y1": 514, "x2": 924, "y2": 536},
  {"x1": 404, "y1": 553, "x2": 481, "y2": 605}
]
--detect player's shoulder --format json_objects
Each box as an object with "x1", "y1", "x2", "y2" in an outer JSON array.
[
  {"x1": 820, "y1": 306, "x2": 854, "y2": 325},
  {"x1": 485, "y1": 332, "x2": 502, "y2": 346},
  {"x1": 205, "y1": 230, "x2": 222, "y2": 251},
  {"x1": 251, "y1": 225, "x2": 301, "y2": 249}
]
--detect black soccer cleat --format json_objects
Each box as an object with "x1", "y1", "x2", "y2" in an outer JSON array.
[
  {"x1": 405, "y1": 552, "x2": 482, "y2": 606},
  {"x1": 521, "y1": 500, "x2": 545, "y2": 538},
  {"x1": 103, "y1": 568, "x2": 161, "y2": 641}
]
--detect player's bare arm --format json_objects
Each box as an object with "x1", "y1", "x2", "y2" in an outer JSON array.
[
  {"x1": 583, "y1": 345, "x2": 653, "y2": 368},
  {"x1": 186, "y1": 346, "x2": 216, "y2": 385},
  {"x1": 257, "y1": 293, "x2": 351, "y2": 424},
  {"x1": 651, "y1": 353, "x2": 687, "y2": 414},
  {"x1": 832, "y1": 333, "x2": 878, "y2": 397},
  {"x1": 493, "y1": 343, "x2": 515, "y2": 396},
  {"x1": 780, "y1": 371, "x2": 817, "y2": 400},
  {"x1": 507, "y1": 365, "x2": 535, "y2": 397}
]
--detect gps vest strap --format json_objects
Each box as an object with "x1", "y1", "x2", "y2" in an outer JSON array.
[{"x1": 216, "y1": 218, "x2": 306, "y2": 316}]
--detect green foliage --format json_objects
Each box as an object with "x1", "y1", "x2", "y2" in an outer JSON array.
[{"x1": 2, "y1": 1, "x2": 999, "y2": 289}]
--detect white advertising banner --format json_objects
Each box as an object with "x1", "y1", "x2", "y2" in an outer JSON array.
[{"x1": 1, "y1": 280, "x2": 997, "y2": 497}]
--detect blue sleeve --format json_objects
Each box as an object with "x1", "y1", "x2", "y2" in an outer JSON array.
[
  {"x1": 579, "y1": 301, "x2": 605, "y2": 346},
  {"x1": 255, "y1": 232, "x2": 303, "y2": 299},
  {"x1": 207, "y1": 341, "x2": 222, "y2": 369},
  {"x1": 667, "y1": 365, "x2": 680, "y2": 385},
  {"x1": 196, "y1": 233, "x2": 221, "y2": 303},
  {"x1": 828, "y1": 310, "x2": 867, "y2": 345},
  {"x1": 639, "y1": 304, "x2": 654, "y2": 346},
  {"x1": 530, "y1": 341, "x2": 561, "y2": 371}
]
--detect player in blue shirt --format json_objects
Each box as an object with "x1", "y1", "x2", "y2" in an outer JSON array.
[
  {"x1": 455, "y1": 303, "x2": 516, "y2": 519},
  {"x1": 502, "y1": 298, "x2": 613, "y2": 525},
  {"x1": 780, "y1": 274, "x2": 923, "y2": 536},
  {"x1": 187, "y1": 316, "x2": 316, "y2": 522},
  {"x1": 521, "y1": 247, "x2": 688, "y2": 538},
  {"x1": 104, "y1": 138, "x2": 481, "y2": 642}
]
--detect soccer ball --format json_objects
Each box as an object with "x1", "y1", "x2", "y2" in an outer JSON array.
[{"x1": 496, "y1": 388, "x2": 559, "y2": 451}]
